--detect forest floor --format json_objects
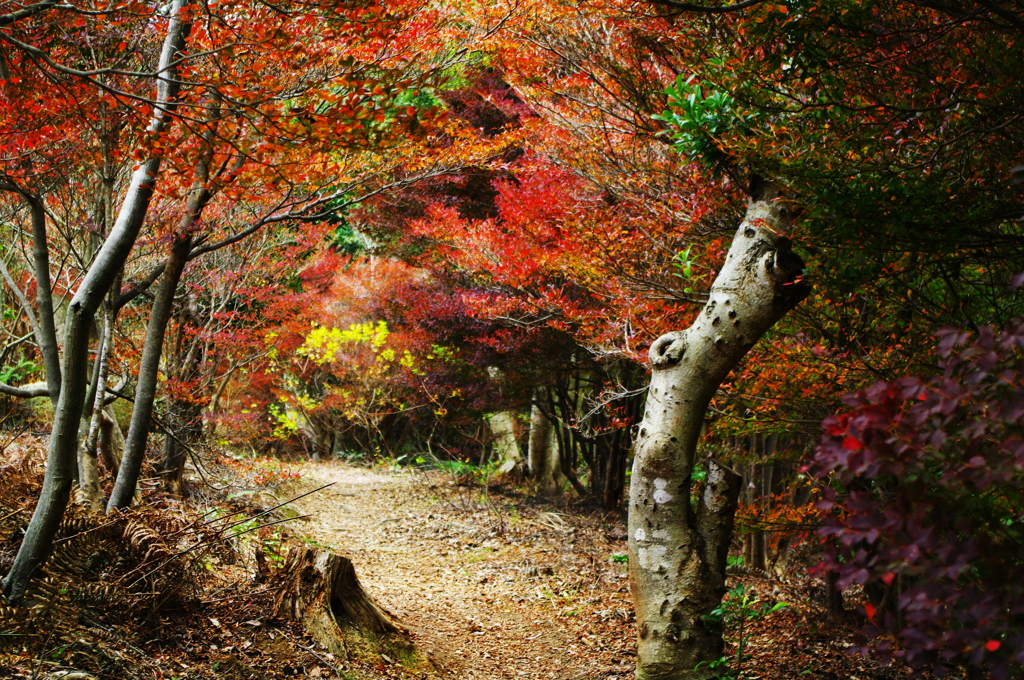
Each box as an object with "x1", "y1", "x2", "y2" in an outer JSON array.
[
  {"x1": 288, "y1": 461, "x2": 635, "y2": 680},
  {"x1": 281, "y1": 461, "x2": 911, "y2": 680},
  {"x1": 0, "y1": 437, "x2": 917, "y2": 680}
]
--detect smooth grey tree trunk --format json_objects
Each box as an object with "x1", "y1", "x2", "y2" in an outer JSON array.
[
  {"x1": 487, "y1": 411, "x2": 522, "y2": 474},
  {"x1": 528, "y1": 400, "x2": 563, "y2": 493},
  {"x1": 0, "y1": 188, "x2": 60, "y2": 402},
  {"x1": 27, "y1": 193, "x2": 61, "y2": 401},
  {"x1": 628, "y1": 186, "x2": 808, "y2": 680},
  {"x1": 108, "y1": 232, "x2": 193, "y2": 510},
  {"x1": 0, "y1": 0, "x2": 191, "y2": 602}
]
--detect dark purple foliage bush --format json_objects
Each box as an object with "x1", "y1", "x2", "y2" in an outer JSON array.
[{"x1": 808, "y1": 317, "x2": 1024, "y2": 678}]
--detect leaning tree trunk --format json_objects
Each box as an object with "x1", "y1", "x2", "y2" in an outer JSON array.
[
  {"x1": 108, "y1": 232, "x2": 193, "y2": 510},
  {"x1": 109, "y1": 140, "x2": 218, "y2": 510},
  {"x1": 274, "y1": 547, "x2": 415, "y2": 665},
  {"x1": 628, "y1": 186, "x2": 808, "y2": 680}
]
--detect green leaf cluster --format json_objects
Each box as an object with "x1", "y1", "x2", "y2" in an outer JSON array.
[{"x1": 654, "y1": 75, "x2": 759, "y2": 174}]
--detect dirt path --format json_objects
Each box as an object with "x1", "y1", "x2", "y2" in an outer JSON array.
[{"x1": 284, "y1": 462, "x2": 637, "y2": 680}]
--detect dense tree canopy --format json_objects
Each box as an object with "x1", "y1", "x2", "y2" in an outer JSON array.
[{"x1": 2, "y1": 0, "x2": 1023, "y2": 677}]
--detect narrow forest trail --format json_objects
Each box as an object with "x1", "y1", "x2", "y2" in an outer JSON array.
[{"x1": 284, "y1": 461, "x2": 637, "y2": 680}]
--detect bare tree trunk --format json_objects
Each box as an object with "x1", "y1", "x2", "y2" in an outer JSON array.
[
  {"x1": 0, "y1": 1, "x2": 191, "y2": 602},
  {"x1": 487, "y1": 411, "x2": 522, "y2": 474},
  {"x1": 160, "y1": 398, "x2": 203, "y2": 496},
  {"x1": 27, "y1": 193, "x2": 61, "y2": 402},
  {"x1": 628, "y1": 186, "x2": 808, "y2": 680},
  {"x1": 825, "y1": 568, "x2": 845, "y2": 623},
  {"x1": 0, "y1": 189, "x2": 60, "y2": 403},
  {"x1": 98, "y1": 410, "x2": 122, "y2": 474},
  {"x1": 109, "y1": 145, "x2": 215, "y2": 508},
  {"x1": 528, "y1": 398, "x2": 563, "y2": 493},
  {"x1": 108, "y1": 233, "x2": 193, "y2": 510},
  {"x1": 77, "y1": 305, "x2": 114, "y2": 512},
  {"x1": 748, "y1": 442, "x2": 768, "y2": 572}
]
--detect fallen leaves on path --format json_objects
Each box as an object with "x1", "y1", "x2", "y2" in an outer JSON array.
[
  {"x1": 0, "y1": 440, "x2": 940, "y2": 680},
  {"x1": 289, "y1": 461, "x2": 925, "y2": 680},
  {"x1": 291, "y1": 462, "x2": 637, "y2": 680}
]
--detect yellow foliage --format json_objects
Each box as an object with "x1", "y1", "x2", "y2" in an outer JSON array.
[{"x1": 297, "y1": 321, "x2": 390, "y2": 364}]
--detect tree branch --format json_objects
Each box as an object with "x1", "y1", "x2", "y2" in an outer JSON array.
[
  {"x1": 0, "y1": 0, "x2": 64, "y2": 27},
  {"x1": 0, "y1": 254, "x2": 43, "y2": 346},
  {"x1": 0, "y1": 381, "x2": 49, "y2": 398},
  {"x1": 116, "y1": 262, "x2": 166, "y2": 311},
  {"x1": 646, "y1": 0, "x2": 766, "y2": 12},
  {"x1": 976, "y1": 0, "x2": 1024, "y2": 32}
]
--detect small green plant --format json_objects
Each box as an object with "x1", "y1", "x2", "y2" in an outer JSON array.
[
  {"x1": 435, "y1": 457, "x2": 498, "y2": 483},
  {"x1": 610, "y1": 552, "x2": 629, "y2": 564},
  {"x1": 653, "y1": 73, "x2": 759, "y2": 174},
  {"x1": 695, "y1": 656, "x2": 735, "y2": 680},
  {"x1": 394, "y1": 452, "x2": 428, "y2": 467},
  {"x1": 261, "y1": 527, "x2": 286, "y2": 564},
  {"x1": 435, "y1": 459, "x2": 476, "y2": 476},
  {"x1": 672, "y1": 245, "x2": 707, "y2": 294},
  {"x1": 0, "y1": 356, "x2": 39, "y2": 385},
  {"x1": 697, "y1": 584, "x2": 788, "y2": 679},
  {"x1": 336, "y1": 449, "x2": 369, "y2": 463}
]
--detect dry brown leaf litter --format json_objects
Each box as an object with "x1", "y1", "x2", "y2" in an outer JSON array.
[{"x1": 0, "y1": 437, "x2": 929, "y2": 679}]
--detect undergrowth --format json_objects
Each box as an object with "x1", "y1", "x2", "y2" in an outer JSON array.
[{"x1": 0, "y1": 436, "x2": 390, "y2": 679}]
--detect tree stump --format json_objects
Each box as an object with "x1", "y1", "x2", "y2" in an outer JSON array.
[{"x1": 274, "y1": 547, "x2": 410, "y2": 660}]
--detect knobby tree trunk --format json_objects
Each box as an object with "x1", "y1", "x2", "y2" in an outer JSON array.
[
  {"x1": 98, "y1": 409, "x2": 123, "y2": 475},
  {"x1": 628, "y1": 186, "x2": 808, "y2": 680},
  {"x1": 0, "y1": 0, "x2": 191, "y2": 602}
]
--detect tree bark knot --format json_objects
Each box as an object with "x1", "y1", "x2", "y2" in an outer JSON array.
[
  {"x1": 763, "y1": 237, "x2": 809, "y2": 306},
  {"x1": 650, "y1": 332, "x2": 687, "y2": 367}
]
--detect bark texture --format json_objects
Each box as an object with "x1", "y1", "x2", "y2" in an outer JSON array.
[
  {"x1": 0, "y1": 0, "x2": 191, "y2": 602},
  {"x1": 628, "y1": 187, "x2": 808, "y2": 680},
  {"x1": 97, "y1": 410, "x2": 122, "y2": 475},
  {"x1": 487, "y1": 411, "x2": 522, "y2": 474},
  {"x1": 77, "y1": 306, "x2": 114, "y2": 513},
  {"x1": 108, "y1": 232, "x2": 193, "y2": 510},
  {"x1": 27, "y1": 193, "x2": 61, "y2": 402},
  {"x1": 160, "y1": 397, "x2": 203, "y2": 496},
  {"x1": 528, "y1": 401, "x2": 563, "y2": 493},
  {"x1": 274, "y1": 547, "x2": 413, "y2": 663}
]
